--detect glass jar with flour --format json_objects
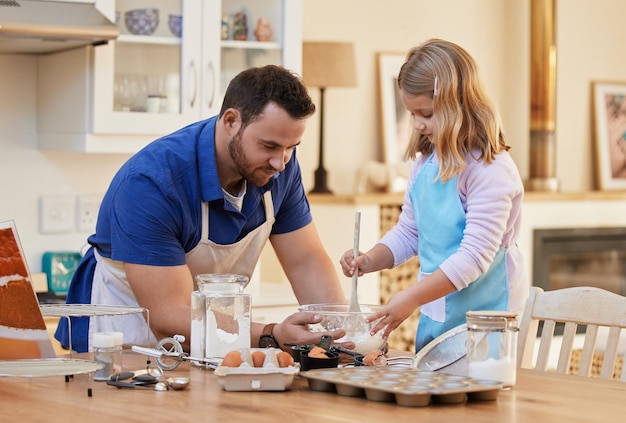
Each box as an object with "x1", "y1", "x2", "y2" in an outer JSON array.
[
  {"x1": 466, "y1": 310, "x2": 519, "y2": 388},
  {"x1": 190, "y1": 274, "x2": 251, "y2": 368}
]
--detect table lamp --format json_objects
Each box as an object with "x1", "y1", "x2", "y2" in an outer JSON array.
[{"x1": 303, "y1": 41, "x2": 357, "y2": 194}]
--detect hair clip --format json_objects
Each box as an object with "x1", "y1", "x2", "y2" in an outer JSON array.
[{"x1": 433, "y1": 75, "x2": 438, "y2": 96}]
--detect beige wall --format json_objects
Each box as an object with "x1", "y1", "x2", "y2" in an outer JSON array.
[{"x1": 1, "y1": 0, "x2": 625, "y2": 272}]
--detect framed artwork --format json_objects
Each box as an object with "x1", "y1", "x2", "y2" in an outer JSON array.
[
  {"x1": 592, "y1": 81, "x2": 626, "y2": 190},
  {"x1": 377, "y1": 52, "x2": 412, "y2": 164}
]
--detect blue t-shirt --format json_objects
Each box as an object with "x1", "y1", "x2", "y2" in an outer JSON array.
[
  {"x1": 92, "y1": 116, "x2": 311, "y2": 265},
  {"x1": 56, "y1": 116, "x2": 311, "y2": 351}
]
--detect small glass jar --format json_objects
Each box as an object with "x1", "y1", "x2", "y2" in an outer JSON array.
[
  {"x1": 92, "y1": 331, "x2": 123, "y2": 381},
  {"x1": 466, "y1": 311, "x2": 519, "y2": 387},
  {"x1": 190, "y1": 274, "x2": 251, "y2": 368}
]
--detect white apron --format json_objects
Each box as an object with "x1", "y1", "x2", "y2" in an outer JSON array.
[{"x1": 89, "y1": 191, "x2": 275, "y2": 348}]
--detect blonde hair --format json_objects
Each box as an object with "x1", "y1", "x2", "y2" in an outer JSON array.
[{"x1": 398, "y1": 38, "x2": 509, "y2": 182}]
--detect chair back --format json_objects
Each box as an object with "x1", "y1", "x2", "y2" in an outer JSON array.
[{"x1": 517, "y1": 286, "x2": 626, "y2": 381}]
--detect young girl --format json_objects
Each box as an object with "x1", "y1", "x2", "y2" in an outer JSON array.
[{"x1": 341, "y1": 39, "x2": 528, "y2": 352}]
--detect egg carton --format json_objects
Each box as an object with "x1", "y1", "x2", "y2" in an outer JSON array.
[
  {"x1": 300, "y1": 366, "x2": 503, "y2": 407},
  {"x1": 214, "y1": 348, "x2": 300, "y2": 391}
]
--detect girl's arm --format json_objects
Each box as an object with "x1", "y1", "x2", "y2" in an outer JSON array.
[{"x1": 366, "y1": 268, "x2": 456, "y2": 338}]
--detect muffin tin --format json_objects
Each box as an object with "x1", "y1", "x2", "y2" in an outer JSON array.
[{"x1": 300, "y1": 366, "x2": 502, "y2": 407}]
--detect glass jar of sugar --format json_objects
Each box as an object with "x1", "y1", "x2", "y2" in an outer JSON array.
[
  {"x1": 190, "y1": 274, "x2": 251, "y2": 368},
  {"x1": 466, "y1": 311, "x2": 519, "y2": 388},
  {"x1": 92, "y1": 331, "x2": 123, "y2": 381}
]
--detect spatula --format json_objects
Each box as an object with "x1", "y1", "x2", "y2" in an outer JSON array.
[{"x1": 349, "y1": 212, "x2": 362, "y2": 312}]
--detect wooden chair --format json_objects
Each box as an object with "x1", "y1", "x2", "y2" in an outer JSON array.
[{"x1": 517, "y1": 286, "x2": 626, "y2": 381}]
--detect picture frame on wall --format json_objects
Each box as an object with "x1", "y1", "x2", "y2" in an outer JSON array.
[
  {"x1": 592, "y1": 81, "x2": 626, "y2": 190},
  {"x1": 377, "y1": 52, "x2": 412, "y2": 164}
]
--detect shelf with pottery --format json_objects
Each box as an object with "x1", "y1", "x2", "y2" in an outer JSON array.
[
  {"x1": 221, "y1": 40, "x2": 282, "y2": 50},
  {"x1": 36, "y1": 0, "x2": 302, "y2": 153},
  {"x1": 116, "y1": 34, "x2": 182, "y2": 45}
]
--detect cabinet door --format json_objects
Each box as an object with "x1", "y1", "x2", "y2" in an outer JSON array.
[
  {"x1": 92, "y1": 0, "x2": 201, "y2": 135},
  {"x1": 199, "y1": 0, "x2": 222, "y2": 118}
]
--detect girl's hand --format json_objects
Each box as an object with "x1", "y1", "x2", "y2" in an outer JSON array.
[
  {"x1": 339, "y1": 249, "x2": 369, "y2": 277},
  {"x1": 366, "y1": 290, "x2": 420, "y2": 338}
]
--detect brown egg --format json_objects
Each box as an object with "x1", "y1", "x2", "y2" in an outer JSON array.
[
  {"x1": 221, "y1": 350, "x2": 243, "y2": 367},
  {"x1": 362, "y1": 349, "x2": 387, "y2": 366},
  {"x1": 308, "y1": 346, "x2": 328, "y2": 358},
  {"x1": 276, "y1": 351, "x2": 295, "y2": 368},
  {"x1": 251, "y1": 350, "x2": 266, "y2": 367}
]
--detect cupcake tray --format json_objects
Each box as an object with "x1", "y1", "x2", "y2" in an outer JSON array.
[{"x1": 299, "y1": 366, "x2": 503, "y2": 407}]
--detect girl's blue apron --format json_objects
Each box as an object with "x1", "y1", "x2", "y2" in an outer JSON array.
[{"x1": 410, "y1": 154, "x2": 509, "y2": 352}]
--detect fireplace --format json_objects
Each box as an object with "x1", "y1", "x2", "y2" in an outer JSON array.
[{"x1": 532, "y1": 227, "x2": 626, "y2": 295}]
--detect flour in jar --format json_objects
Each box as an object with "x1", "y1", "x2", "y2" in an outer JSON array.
[
  {"x1": 468, "y1": 356, "x2": 516, "y2": 387},
  {"x1": 190, "y1": 318, "x2": 206, "y2": 361},
  {"x1": 204, "y1": 310, "x2": 251, "y2": 358}
]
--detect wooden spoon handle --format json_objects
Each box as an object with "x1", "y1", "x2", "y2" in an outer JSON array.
[{"x1": 349, "y1": 212, "x2": 362, "y2": 312}]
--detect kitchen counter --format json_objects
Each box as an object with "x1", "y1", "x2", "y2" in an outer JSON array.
[{"x1": 3, "y1": 351, "x2": 626, "y2": 422}]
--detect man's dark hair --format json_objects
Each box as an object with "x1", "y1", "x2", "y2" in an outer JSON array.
[{"x1": 218, "y1": 65, "x2": 315, "y2": 127}]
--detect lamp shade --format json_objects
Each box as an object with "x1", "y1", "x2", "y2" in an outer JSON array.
[{"x1": 302, "y1": 41, "x2": 357, "y2": 88}]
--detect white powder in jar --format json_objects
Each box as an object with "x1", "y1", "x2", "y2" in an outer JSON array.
[
  {"x1": 205, "y1": 310, "x2": 250, "y2": 358},
  {"x1": 468, "y1": 356, "x2": 516, "y2": 386},
  {"x1": 190, "y1": 318, "x2": 205, "y2": 361}
]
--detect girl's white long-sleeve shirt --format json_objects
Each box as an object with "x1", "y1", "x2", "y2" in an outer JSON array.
[{"x1": 378, "y1": 150, "x2": 528, "y2": 311}]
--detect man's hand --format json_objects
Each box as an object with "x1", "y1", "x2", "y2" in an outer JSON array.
[{"x1": 272, "y1": 312, "x2": 354, "y2": 351}]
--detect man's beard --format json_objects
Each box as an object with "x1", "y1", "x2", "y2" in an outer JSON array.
[{"x1": 228, "y1": 131, "x2": 275, "y2": 187}]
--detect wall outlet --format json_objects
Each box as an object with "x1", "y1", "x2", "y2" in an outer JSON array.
[
  {"x1": 39, "y1": 195, "x2": 74, "y2": 233},
  {"x1": 76, "y1": 195, "x2": 102, "y2": 233}
]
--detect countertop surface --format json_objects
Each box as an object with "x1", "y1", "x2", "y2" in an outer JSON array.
[{"x1": 2, "y1": 350, "x2": 626, "y2": 422}]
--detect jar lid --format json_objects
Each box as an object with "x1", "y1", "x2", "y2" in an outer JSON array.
[
  {"x1": 109, "y1": 331, "x2": 124, "y2": 346},
  {"x1": 92, "y1": 332, "x2": 116, "y2": 348},
  {"x1": 466, "y1": 310, "x2": 519, "y2": 330},
  {"x1": 196, "y1": 273, "x2": 248, "y2": 293},
  {"x1": 466, "y1": 310, "x2": 518, "y2": 319}
]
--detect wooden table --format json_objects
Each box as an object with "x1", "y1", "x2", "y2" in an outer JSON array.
[{"x1": 2, "y1": 351, "x2": 626, "y2": 422}]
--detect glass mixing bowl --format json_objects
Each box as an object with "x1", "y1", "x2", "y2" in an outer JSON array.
[{"x1": 298, "y1": 304, "x2": 387, "y2": 354}]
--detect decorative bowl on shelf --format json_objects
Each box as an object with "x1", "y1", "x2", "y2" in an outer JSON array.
[
  {"x1": 168, "y1": 14, "x2": 182, "y2": 37},
  {"x1": 125, "y1": 8, "x2": 159, "y2": 36}
]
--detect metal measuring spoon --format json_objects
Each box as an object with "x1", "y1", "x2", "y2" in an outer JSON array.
[
  {"x1": 145, "y1": 364, "x2": 191, "y2": 390},
  {"x1": 166, "y1": 377, "x2": 190, "y2": 390},
  {"x1": 143, "y1": 364, "x2": 170, "y2": 390},
  {"x1": 154, "y1": 382, "x2": 169, "y2": 391},
  {"x1": 146, "y1": 363, "x2": 163, "y2": 378}
]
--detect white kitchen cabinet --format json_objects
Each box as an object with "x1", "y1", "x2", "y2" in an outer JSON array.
[{"x1": 36, "y1": 0, "x2": 302, "y2": 153}]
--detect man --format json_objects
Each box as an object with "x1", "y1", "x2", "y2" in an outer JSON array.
[{"x1": 55, "y1": 65, "x2": 348, "y2": 353}]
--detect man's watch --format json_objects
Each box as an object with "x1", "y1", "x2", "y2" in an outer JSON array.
[{"x1": 258, "y1": 323, "x2": 279, "y2": 348}]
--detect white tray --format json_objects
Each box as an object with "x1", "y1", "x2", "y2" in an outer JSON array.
[{"x1": 214, "y1": 348, "x2": 299, "y2": 391}]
